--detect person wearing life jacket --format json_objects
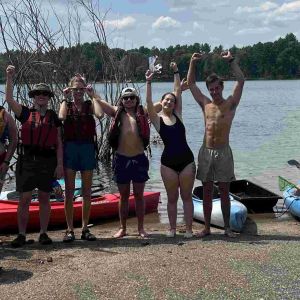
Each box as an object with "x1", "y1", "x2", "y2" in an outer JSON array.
[
  {"x1": 0, "y1": 106, "x2": 17, "y2": 193},
  {"x1": 92, "y1": 87, "x2": 150, "y2": 238},
  {"x1": 59, "y1": 74, "x2": 103, "y2": 243},
  {"x1": 6, "y1": 65, "x2": 64, "y2": 248}
]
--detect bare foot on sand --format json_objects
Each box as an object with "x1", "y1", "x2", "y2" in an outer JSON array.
[
  {"x1": 113, "y1": 228, "x2": 127, "y2": 238},
  {"x1": 224, "y1": 228, "x2": 237, "y2": 238},
  {"x1": 138, "y1": 230, "x2": 149, "y2": 238},
  {"x1": 196, "y1": 229, "x2": 211, "y2": 238}
]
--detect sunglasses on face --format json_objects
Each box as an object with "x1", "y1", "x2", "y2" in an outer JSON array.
[
  {"x1": 72, "y1": 88, "x2": 85, "y2": 92},
  {"x1": 34, "y1": 91, "x2": 50, "y2": 97},
  {"x1": 122, "y1": 96, "x2": 136, "y2": 101}
]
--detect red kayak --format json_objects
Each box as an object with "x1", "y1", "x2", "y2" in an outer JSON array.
[{"x1": 0, "y1": 191, "x2": 160, "y2": 232}]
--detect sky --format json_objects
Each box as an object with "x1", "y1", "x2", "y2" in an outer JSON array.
[{"x1": 1, "y1": 0, "x2": 300, "y2": 51}]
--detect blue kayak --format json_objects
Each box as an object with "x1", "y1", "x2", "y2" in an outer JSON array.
[
  {"x1": 283, "y1": 186, "x2": 300, "y2": 219},
  {"x1": 0, "y1": 178, "x2": 82, "y2": 201},
  {"x1": 193, "y1": 186, "x2": 248, "y2": 232}
]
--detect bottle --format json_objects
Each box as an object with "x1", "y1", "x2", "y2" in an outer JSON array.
[{"x1": 51, "y1": 180, "x2": 64, "y2": 201}]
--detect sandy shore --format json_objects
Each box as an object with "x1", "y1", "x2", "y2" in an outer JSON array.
[{"x1": 1, "y1": 210, "x2": 300, "y2": 300}]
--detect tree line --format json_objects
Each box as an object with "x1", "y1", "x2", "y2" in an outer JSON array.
[{"x1": 0, "y1": 33, "x2": 299, "y2": 84}]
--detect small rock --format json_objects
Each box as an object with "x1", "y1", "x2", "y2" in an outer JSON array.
[
  {"x1": 26, "y1": 239, "x2": 35, "y2": 244},
  {"x1": 38, "y1": 259, "x2": 45, "y2": 264},
  {"x1": 177, "y1": 242, "x2": 185, "y2": 246},
  {"x1": 167, "y1": 250, "x2": 172, "y2": 253},
  {"x1": 47, "y1": 257, "x2": 53, "y2": 262}
]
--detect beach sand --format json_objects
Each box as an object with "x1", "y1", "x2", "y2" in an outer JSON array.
[{"x1": 1, "y1": 213, "x2": 300, "y2": 299}]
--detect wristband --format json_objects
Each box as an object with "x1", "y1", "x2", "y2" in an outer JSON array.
[
  {"x1": 3, "y1": 160, "x2": 10, "y2": 165},
  {"x1": 173, "y1": 71, "x2": 179, "y2": 74}
]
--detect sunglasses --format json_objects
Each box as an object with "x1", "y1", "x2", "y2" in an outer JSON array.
[
  {"x1": 34, "y1": 91, "x2": 50, "y2": 97},
  {"x1": 122, "y1": 96, "x2": 136, "y2": 101},
  {"x1": 72, "y1": 88, "x2": 85, "y2": 92}
]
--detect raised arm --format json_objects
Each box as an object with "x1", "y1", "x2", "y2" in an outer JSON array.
[
  {"x1": 5, "y1": 65, "x2": 22, "y2": 118},
  {"x1": 58, "y1": 87, "x2": 72, "y2": 120},
  {"x1": 187, "y1": 53, "x2": 210, "y2": 111},
  {"x1": 145, "y1": 70, "x2": 160, "y2": 131},
  {"x1": 92, "y1": 93, "x2": 117, "y2": 118},
  {"x1": 170, "y1": 62, "x2": 182, "y2": 116},
  {"x1": 221, "y1": 51, "x2": 245, "y2": 107}
]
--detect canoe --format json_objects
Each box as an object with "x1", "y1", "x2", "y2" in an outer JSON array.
[
  {"x1": 0, "y1": 178, "x2": 82, "y2": 201},
  {"x1": 192, "y1": 186, "x2": 247, "y2": 232},
  {"x1": 0, "y1": 191, "x2": 160, "y2": 232},
  {"x1": 283, "y1": 186, "x2": 300, "y2": 219},
  {"x1": 215, "y1": 180, "x2": 281, "y2": 213}
]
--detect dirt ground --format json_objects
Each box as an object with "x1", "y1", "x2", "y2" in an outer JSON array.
[{"x1": 1, "y1": 211, "x2": 300, "y2": 300}]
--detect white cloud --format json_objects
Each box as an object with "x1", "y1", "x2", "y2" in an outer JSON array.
[
  {"x1": 152, "y1": 16, "x2": 180, "y2": 30},
  {"x1": 235, "y1": 27, "x2": 271, "y2": 35},
  {"x1": 235, "y1": 1, "x2": 278, "y2": 14},
  {"x1": 260, "y1": 1, "x2": 278, "y2": 11},
  {"x1": 275, "y1": 0, "x2": 300, "y2": 14},
  {"x1": 104, "y1": 16, "x2": 136, "y2": 30},
  {"x1": 193, "y1": 21, "x2": 204, "y2": 31}
]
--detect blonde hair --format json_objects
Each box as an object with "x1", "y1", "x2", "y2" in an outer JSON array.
[{"x1": 68, "y1": 74, "x2": 87, "y2": 87}]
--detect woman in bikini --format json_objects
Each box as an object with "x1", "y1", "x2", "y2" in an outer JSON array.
[{"x1": 145, "y1": 62, "x2": 195, "y2": 238}]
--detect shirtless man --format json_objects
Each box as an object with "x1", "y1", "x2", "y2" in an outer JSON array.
[
  {"x1": 187, "y1": 51, "x2": 245, "y2": 237},
  {"x1": 93, "y1": 87, "x2": 149, "y2": 238}
]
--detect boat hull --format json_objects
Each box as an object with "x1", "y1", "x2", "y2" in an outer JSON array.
[
  {"x1": 215, "y1": 180, "x2": 281, "y2": 213},
  {"x1": 0, "y1": 191, "x2": 160, "y2": 232},
  {"x1": 193, "y1": 186, "x2": 247, "y2": 232},
  {"x1": 283, "y1": 187, "x2": 300, "y2": 219}
]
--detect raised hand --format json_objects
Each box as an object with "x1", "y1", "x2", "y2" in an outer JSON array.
[
  {"x1": 63, "y1": 87, "x2": 72, "y2": 99},
  {"x1": 180, "y1": 78, "x2": 189, "y2": 92},
  {"x1": 170, "y1": 62, "x2": 178, "y2": 72},
  {"x1": 145, "y1": 69, "x2": 154, "y2": 81},
  {"x1": 191, "y1": 52, "x2": 205, "y2": 62},
  {"x1": 6, "y1": 65, "x2": 15, "y2": 78},
  {"x1": 221, "y1": 50, "x2": 233, "y2": 61},
  {"x1": 85, "y1": 84, "x2": 95, "y2": 98}
]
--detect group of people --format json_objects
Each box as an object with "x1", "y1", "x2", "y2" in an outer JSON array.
[{"x1": 2, "y1": 49, "x2": 244, "y2": 247}]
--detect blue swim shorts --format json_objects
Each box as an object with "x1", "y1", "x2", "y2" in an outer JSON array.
[
  {"x1": 64, "y1": 141, "x2": 97, "y2": 171},
  {"x1": 112, "y1": 152, "x2": 149, "y2": 184}
]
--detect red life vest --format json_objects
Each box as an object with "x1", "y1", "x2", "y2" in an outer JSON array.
[
  {"x1": 20, "y1": 109, "x2": 58, "y2": 149},
  {"x1": 108, "y1": 105, "x2": 150, "y2": 150},
  {"x1": 63, "y1": 101, "x2": 96, "y2": 142}
]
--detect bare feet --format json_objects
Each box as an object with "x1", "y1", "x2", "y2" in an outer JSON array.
[
  {"x1": 113, "y1": 228, "x2": 127, "y2": 238},
  {"x1": 224, "y1": 228, "x2": 237, "y2": 238},
  {"x1": 138, "y1": 229, "x2": 149, "y2": 238},
  {"x1": 196, "y1": 229, "x2": 211, "y2": 238}
]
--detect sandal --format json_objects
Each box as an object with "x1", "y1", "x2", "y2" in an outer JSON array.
[
  {"x1": 39, "y1": 233, "x2": 52, "y2": 245},
  {"x1": 63, "y1": 230, "x2": 75, "y2": 243},
  {"x1": 11, "y1": 234, "x2": 26, "y2": 248},
  {"x1": 81, "y1": 229, "x2": 96, "y2": 241}
]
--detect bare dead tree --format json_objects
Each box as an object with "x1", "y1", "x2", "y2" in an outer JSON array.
[{"x1": 0, "y1": 0, "x2": 130, "y2": 162}]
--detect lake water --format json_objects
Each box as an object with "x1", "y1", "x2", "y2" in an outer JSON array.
[{"x1": 1, "y1": 80, "x2": 300, "y2": 224}]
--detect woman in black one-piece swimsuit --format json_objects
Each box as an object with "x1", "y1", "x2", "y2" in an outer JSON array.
[{"x1": 145, "y1": 62, "x2": 196, "y2": 238}]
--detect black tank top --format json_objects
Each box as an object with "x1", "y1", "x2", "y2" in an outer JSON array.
[{"x1": 159, "y1": 114, "x2": 194, "y2": 166}]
